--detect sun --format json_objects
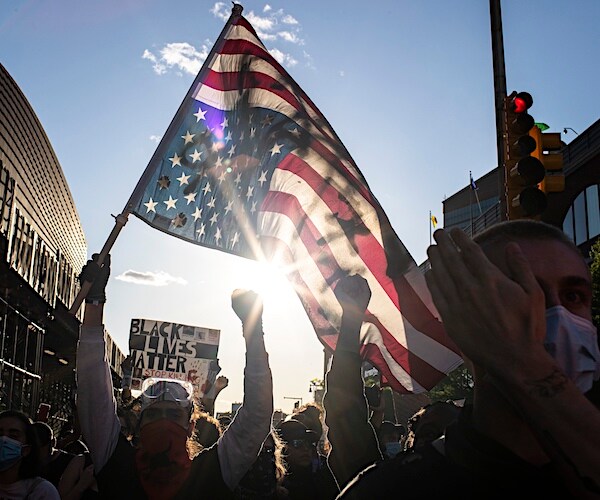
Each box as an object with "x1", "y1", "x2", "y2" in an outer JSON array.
[{"x1": 234, "y1": 260, "x2": 298, "y2": 311}]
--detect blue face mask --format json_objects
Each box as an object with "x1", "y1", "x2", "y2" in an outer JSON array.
[
  {"x1": 0, "y1": 436, "x2": 23, "y2": 472},
  {"x1": 384, "y1": 442, "x2": 402, "y2": 459},
  {"x1": 544, "y1": 306, "x2": 600, "y2": 393}
]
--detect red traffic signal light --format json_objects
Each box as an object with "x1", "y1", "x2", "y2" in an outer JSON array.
[{"x1": 503, "y1": 91, "x2": 547, "y2": 219}]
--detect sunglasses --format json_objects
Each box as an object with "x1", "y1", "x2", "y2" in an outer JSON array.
[{"x1": 289, "y1": 439, "x2": 316, "y2": 449}]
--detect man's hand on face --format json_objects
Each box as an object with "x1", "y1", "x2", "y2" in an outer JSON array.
[{"x1": 425, "y1": 228, "x2": 547, "y2": 376}]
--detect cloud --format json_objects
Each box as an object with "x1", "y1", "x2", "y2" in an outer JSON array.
[
  {"x1": 282, "y1": 14, "x2": 298, "y2": 25},
  {"x1": 115, "y1": 270, "x2": 188, "y2": 287},
  {"x1": 210, "y1": 2, "x2": 229, "y2": 21},
  {"x1": 143, "y1": 42, "x2": 210, "y2": 76},
  {"x1": 278, "y1": 31, "x2": 301, "y2": 44},
  {"x1": 149, "y1": 135, "x2": 161, "y2": 143},
  {"x1": 210, "y1": 3, "x2": 305, "y2": 47},
  {"x1": 269, "y1": 49, "x2": 298, "y2": 67}
]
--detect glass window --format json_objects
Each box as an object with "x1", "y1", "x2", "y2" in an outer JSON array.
[
  {"x1": 563, "y1": 206, "x2": 574, "y2": 241},
  {"x1": 573, "y1": 192, "x2": 587, "y2": 245},
  {"x1": 586, "y1": 185, "x2": 600, "y2": 239}
]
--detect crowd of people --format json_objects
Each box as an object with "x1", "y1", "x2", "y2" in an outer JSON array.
[{"x1": 1, "y1": 220, "x2": 599, "y2": 499}]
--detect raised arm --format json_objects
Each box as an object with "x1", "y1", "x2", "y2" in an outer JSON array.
[
  {"x1": 75, "y1": 254, "x2": 121, "y2": 472},
  {"x1": 216, "y1": 289, "x2": 273, "y2": 490},
  {"x1": 325, "y1": 274, "x2": 382, "y2": 489}
]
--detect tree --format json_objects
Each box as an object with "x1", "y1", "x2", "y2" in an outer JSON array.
[{"x1": 428, "y1": 365, "x2": 473, "y2": 403}]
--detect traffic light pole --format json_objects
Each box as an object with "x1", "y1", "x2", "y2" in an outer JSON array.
[{"x1": 489, "y1": 0, "x2": 508, "y2": 221}]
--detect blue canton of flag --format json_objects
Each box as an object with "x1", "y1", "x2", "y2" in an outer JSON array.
[
  {"x1": 127, "y1": 5, "x2": 462, "y2": 393},
  {"x1": 133, "y1": 101, "x2": 297, "y2": 258}
]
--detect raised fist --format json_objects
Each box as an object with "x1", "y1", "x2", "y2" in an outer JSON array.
[
  {"x1": 334, "y1": 274, "x2": 372, "y2": 322},
  {"x1": 79, "y1": 253, "x2": 111, "y2": 303},
  {"x1": 231, "y1": 289, "x2": 263, "y2": 325}
]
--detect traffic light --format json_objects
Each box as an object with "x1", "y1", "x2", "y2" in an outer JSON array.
[
  {"x1": 503, "y1": 91, "x2": 547, "y2": 220},
  {"x1": 528, "y1": 125, "x2": 565, "y2": 193}
]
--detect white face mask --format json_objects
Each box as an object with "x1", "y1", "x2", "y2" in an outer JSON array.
[{"x1": 544, "y1": 306, "x2": 600, "y2": 393}]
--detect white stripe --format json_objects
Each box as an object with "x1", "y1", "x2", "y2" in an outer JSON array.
[
  {"x1": 265, "y1": 167, "x2": 462, "y2": 373},
  {"x1": 206, "y1": 52, "x2": 337, "y2": 143}
]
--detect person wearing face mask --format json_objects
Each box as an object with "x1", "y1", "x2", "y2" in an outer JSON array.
[
  {"x1": 0, "y1": 410, "x2": 60, "y2": 499},
  {"x1": 76, "y1": 254, "x2": 273, "y2": 499},
  {"x1": 339, "y1": 221, "x2": 600, "y2": 499}
]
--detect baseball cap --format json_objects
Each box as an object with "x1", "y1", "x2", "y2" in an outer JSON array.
[
  {"x1": 277, "y1": 419, "x2": 318, "y2": 444},
  {"x1": 140, "y1": 378, "x2": 194, "y2": 411}
]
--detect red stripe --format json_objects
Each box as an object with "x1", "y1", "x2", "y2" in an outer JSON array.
[
  {"x1": 361, "y1": 344, "x2": 409, "y2": 394},
  {"x1": 275, "y1": 153, "x2": 458, "y2": 354},
  {"x1": 363, "y1": 313, "x2": 447, "y2": 390},
  {"x1": 219, "y1": 37, "x2": 327, "y2": 129}
]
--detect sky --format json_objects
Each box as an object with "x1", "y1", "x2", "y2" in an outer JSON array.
[{"x1": 1, "y1": 0, "x2": 599, "y2": 415}]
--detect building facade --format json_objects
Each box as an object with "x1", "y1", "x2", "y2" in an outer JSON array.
[
  {"x1": 0, "y1": 64, "x2": 123, "y2": 426},
  {"x1": 442, "y1": 119, "x2": 600, "y2": 259}
]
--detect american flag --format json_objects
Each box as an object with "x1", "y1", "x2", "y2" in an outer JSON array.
[{"x1": 128, "y1": 5, "x2": 462, "y2": 392}]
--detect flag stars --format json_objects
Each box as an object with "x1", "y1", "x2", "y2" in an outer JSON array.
[
  {"x1": 197, "y1": 223, "x2": 206, "y2": 238},
  {"x1": 290, "y1": 127, "x2": 301, "y2": 138},
  {"x1": 214, "y1": 227, "x2": 222, "y2": 245},
  {"x1": 269, "y1": 143, "x2": 283, "y2": 156},
  {"x1": 250, "y1": 127, "x2": 256, "y2": 139},
  {"x1": 169, "y1": 153, "x2": 182, "y2": 167},
  {"x1": 234, "y1": 173, "x2": 242, "y2": 186},
  {"x1": 189, "y1": 149, "x2": 202, "y2": 163},
  {"x1": 220, "y1": 117, "x2": 228, "y2": 129},
  {"x1": 207, "y1": 196, "x2": 217, "y2": 209},
  {"x1": 224, "y1": 200, "x2": 233, "y2": 214},
  {"x1": 217, "y1": 171, "x2": 227, "y2": 183},
  {"x1": 192, "y1": 207, "x2": 203, "y2": 221},
  {"x1": 261, "y1": 114, "x2": 273, "y2": 127},
  {"x1": 231, "y1": 232, "x2": 240, "y2": 249},
  {"x1": 202, "y1": 182, "x2": 211, "y2": 196},
  {"x1": 157, "y1": 176, "x2": 171, "y2": 189},
  {"x1": 246, "y1": 185, "x2": 254, "y2": 201},
  {"x1": 225, "y1": 131, "x2": 233, "y2": 144},
  {"x1": 211, "y1": 142, "x2": 221, "y2": 153},
  {"x1": 184, "y1": 192, "x2": 197, "y2": 204},
  {"x1": 250, "y1": 201, "x2": 257, "y2": 214},
  {"x1": 177, "y1": 173, "x2": 191, "y2": 186},
  {"x1": 172, "y1": 213, "x2": 187, "y2": 228},
  {"x1": 215, "y1": 156, "x2": 223, "y2": 169},
  {"x1": 227, "y1": 144, "x2": 236, "y2": 158},
  {"x1": 182, "y1": 131, "x2": 195, "y2": 144},
  {"x1": 194, "y1": 106, "x2": 207, "y2": 122},
  {"x1": 144, "y1": 198, "x2": 158, "y2": 213},
  {"x1": 209, "y1": 212, "x2": 219, "y2": 226},
  {"x1": 258, "y1": 170, "x2": 268, "y2": 187},
  {"x1": 164, "y1": 196, "x2": 177, "y2": 210},
  {"x1": 239, "y1": 131, "x2": 245, "y2": 142}
]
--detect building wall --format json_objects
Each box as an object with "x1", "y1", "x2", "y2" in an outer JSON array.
[{"x1": 0, "y1": 64, "x2": 124, "y2": 421}]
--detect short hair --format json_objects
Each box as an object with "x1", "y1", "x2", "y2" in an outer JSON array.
[
  {"x1": 474, "y1": 220, "x2": 579, "y2": 254},
  {"x1": 32, "y1": 421, "x2": 53, "y2": 447},
  {"x1": 0, "y1": 410, "x2": 42, "y2": 478}
]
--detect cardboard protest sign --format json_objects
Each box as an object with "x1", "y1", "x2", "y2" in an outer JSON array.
[{"x1": 129, "y1": 318, "x2": 221, "y2": 399}]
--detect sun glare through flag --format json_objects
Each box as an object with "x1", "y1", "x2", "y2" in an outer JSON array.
[{"x1": 127, "y1": 4, "x2": 462, "y2": 392}]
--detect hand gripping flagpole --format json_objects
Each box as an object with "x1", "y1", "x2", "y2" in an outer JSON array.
[{"x1": 68, "y1": 4, "x2": 244, "y2": 316}]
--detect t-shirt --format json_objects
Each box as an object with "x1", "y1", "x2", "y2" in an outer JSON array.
[{"x1": 0, "y1": 477, "x2": 60, "y2": 500}]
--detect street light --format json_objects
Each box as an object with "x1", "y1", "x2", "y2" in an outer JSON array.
[{"x1": 563, "y1": 127, "x2": 579, "y2": 136}]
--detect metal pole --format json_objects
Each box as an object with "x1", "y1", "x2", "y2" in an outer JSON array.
[{"x1": 490, "y1": 0, "x2": 508, "y2": 221}]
